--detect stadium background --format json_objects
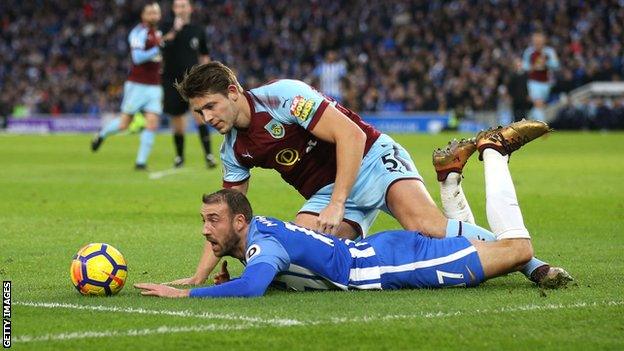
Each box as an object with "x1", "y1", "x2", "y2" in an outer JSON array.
[
  {"x1": 1, "y1": 0, "x2": 624, "y2": 129},
  {"x1": 1, "y1": 1, "x2": 623, "y2": 350}
]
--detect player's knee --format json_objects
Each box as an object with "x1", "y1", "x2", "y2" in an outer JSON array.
[{"x1": 410, "y1": 213, "x2": 447, "y2": 238}]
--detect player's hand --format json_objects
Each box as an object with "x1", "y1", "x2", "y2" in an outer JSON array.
[
  {"x1": 134, "y1": 283, "x2": 190, "y2": 298},
  {"x1": 163, "y1": 276, "x2": 205, "y2": 286},
  {"x1": 316, "y1": 202, "x2": 345, "y2": 235},
  {"x1": 173, "y1": 16, "x2": 185, "y2": 31},
  {"x1": 213, "y1": 260, "x2": 230, "y2": 285}
]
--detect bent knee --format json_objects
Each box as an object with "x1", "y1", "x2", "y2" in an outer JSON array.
[{"x1": 405, "y1": 214, "x2": 448, "y2": 238}]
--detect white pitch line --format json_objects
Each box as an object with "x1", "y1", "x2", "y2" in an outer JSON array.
[
  {"x1": 321, "y1": 300, "x2": 624, "y2": 325},
  {"x1": 148, "y1": 167, "x2": 188, "y2": 180},
  {"x1": 13, "y1": 300, "x2": 624, "y2": 343},
  {"x1": 14, "y1": 301, "x2": 303, "y2": 326},
  {"x1": 13, "y1": 323, "x2": 258, "y2": 343}
]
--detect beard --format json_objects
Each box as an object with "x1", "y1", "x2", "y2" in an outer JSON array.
[{"x1": 212, "y1": 223, "x2": 239, "y2": 257}]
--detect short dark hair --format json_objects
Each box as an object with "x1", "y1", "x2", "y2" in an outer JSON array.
[
  {"x1": 175, "y1": 62, "x2": 243, "y2": 101},
  {"x1": 202, "y1": 189, "x2": 252, "y2": 223},
  {"x1": 141, "y1": 1, "x2": 159, "y2": 13}
]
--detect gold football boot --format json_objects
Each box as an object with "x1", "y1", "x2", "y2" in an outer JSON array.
[
  {"x1": 432, "y1": 138, "x2": 477, "y2": 181},
  {"x1": 476, "y1": 119, "x2": 552, "y2": 160}
]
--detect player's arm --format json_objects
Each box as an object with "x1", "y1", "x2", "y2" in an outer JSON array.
[
  {"x1": 131, "y1": 47, "x2": 160, "y2": 64},
  {"x1": 521, "y1": 49, "x2": 532, "y2": 72},
  {"x1": 546, "y1": 48, "x2": 560, "y2": 71},
  {"x1": 198, "y1": 28, "x2": 210, "y2": 65},
  {"x1": 199, "y1": 55, "x2": 210, "y2": 65},
  {"x1": 129, "y1": 29, "x2": 160, "y2": 64},
  {"x1": 310, "y1": 104, "x2": 367, "y2": 234},
  {"x1": 136, "y1": 263, "x2": 278, "y2": 298},
  {"x1": 164, "y1": 241, "x2": 220, "y2": 285}
]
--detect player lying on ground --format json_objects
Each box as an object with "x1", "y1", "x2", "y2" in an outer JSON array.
[
  {"x1": 167, "y1": 62, "x2": 568, "y2": 288},
  {"x1": 135, "y1": 133, "x2": 573, "y2": 297}
]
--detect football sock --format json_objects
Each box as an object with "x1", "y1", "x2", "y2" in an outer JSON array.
[
  {"x1": 198, "y1": 124, "x2": 212, "y2": 155},
  {"x1": 445, "y1": 219, "x2": 496, "y2": 242},
  {"x1": 136, "y1": 129, "x2": 155, "y2": 165},
  {"x1": 530, "y1": 107, "x2": 546, "y2": 121},
  {"x1": 439, "y1": 172, "x2": 475, "y2": 224},
  {"x1": 521, "y1": 257, "x2": 548, "y2": 279},
  {"x1": 483, "y1": 148, "x2": 547, "y2": 279},
  {"x1": 174, "y1": 133, "x2": 184, "y2": 158},
  {"x1": 483, "y1": 149, "x2": 530, "y2": 240},
  {"x1": 99, "y1": 117, "x2": 121, "y2": 138}
]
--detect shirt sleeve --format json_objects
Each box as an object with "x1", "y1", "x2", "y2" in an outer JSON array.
[
  {"x1": 129, "y1": 27, "x2": 160, "y2": 65},
  {"x1": 545, "y1": 47, "x2": 560, "y2": 71},
  {"x1": 220, "y1": 133, "x2": 251, "y2": 187},
  {"x1": 521, "y1": 48, "x2": 532, "y2": 72},
  {"x1": 188, "y1": 263, "x2": 277, "y2": 298},
  {"x1": 260, "y1": 80, "x2": 331, "y2": 131},
  {"x1": 199, "y1": 27, "x2": 210, "y2": 56},
  {"x1": 245, "y1": 234, "x2": 290, "y2": 272}
]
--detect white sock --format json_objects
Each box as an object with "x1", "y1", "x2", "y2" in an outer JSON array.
[
  {"x1": 439, "y1": 173, "x2": 475, "y2": 224},
  {"x1": 483, "y1": 149, "x2": 531, "y2": 239}
]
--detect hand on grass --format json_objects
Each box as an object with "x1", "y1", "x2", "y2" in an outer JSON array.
[
  {"x1": 134, "y1": 283, "x2": 190, "y2": 298},
  {"x1": 213, "y1": 260, "x2": 230, "y2": 285}
]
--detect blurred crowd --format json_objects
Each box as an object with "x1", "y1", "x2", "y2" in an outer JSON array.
[
  {"x1": 552, "y1": 97, "x2": 624, "y2": 130},
  {"x1": 1, "y1": 0, "x2": 624, "y2": 119}
]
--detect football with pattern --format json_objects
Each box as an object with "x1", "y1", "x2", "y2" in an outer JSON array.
[{"x1": 70, "y1": 243, "x2": 128, "y2": 296}]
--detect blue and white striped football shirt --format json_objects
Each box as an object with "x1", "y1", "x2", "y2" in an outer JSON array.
[{"x1": 245, "y1": 216, "x2": 485, "y2": 292}]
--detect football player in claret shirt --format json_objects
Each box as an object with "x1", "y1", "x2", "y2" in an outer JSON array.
[
  {"x1": 163, "y1": 61, "x2": 569, "y2": 289},
  {"x1": 522, "y1": 31, "x2": 560, "y2": 121},
  {"x1": 135, "y1": 135, "x2": 573, "y2": 298},
  {"x1": 91, "y1": 2, "x2": 163, "y2": 170}
]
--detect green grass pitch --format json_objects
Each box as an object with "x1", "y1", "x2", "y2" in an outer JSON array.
[{"x1": 1, "y1": 131, "x2": 623, "y2": 350}]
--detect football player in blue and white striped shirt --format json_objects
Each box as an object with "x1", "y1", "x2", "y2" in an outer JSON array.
[{"x1": 135, "y1": 141, "x2": 572, "y2": 297}]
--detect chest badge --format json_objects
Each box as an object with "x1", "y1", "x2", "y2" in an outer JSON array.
[
  {"x1": 190, "y1": 37, "x2": 199, "y2": 50},
  {"x1": 264, "y1": 120, "x2": 285, "y2": 139},
  {"x1": 275, "y1": 148, "x2": 299, "y2": 166}
]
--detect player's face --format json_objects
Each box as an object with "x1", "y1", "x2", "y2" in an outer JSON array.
[
  {"x1": 200, "y1": 202, "x2": 240, "y2": 257},
  {"x1": 532, "y1": 34, "x2": 545, "y2": 49},
  {"x1": 173, "y1": 0, "x2": 192, "y2": 17},
  {"x1": 142, "y1": 4, "x2": 162, "y2": 27},
  {"x1": 190, "y1": 92, "x2": 237, "y2": 134}
]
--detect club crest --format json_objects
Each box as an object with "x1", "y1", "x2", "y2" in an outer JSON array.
[{"x1": 264, "y1": 120, "x2": 285, "y2": 139}]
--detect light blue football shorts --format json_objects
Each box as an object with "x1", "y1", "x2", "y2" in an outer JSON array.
[
  {"x1": 527, "y1": 80, "x2": 552, "y2": 102},
  {"x1": 120, "y1": 81, "x2": 163, "y2": 115},
  {"x1": 299, "y1": 134, "x2": 422, "y2": 237}
]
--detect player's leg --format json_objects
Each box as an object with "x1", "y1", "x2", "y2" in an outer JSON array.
[
  {"x1": 91, "y1": 113, "x2": 133, "y2": 150},
  {"x1": 191, "y1": 113, "x2": 217, "y2": 168},
  {"x1": 296, "y1": 186, "x2": 362, "y2": 239},
  {"x1": 379, "y1": 137, "x2": 494, "y2": 241},
  {"x1": 135, "y1": 111, "x2": 159, "y2": 170},
  {"x1": 369, "y1": 231, "x2": 530, "y2": 289},
  {"x1": 171, "y1": 114, "x2": 186, "y2": 168},
  {"x1": 135, "y1": 85, "x2": 163, "y2": 169},
  {"x1": 91, "y1": 81, "x2": 139, "y2": 152},
  {"x1": 476, "y1": 121, "x2": 572, "y2": 287},
  {"x1": 527, "y1": 81, "x2": 549, "y2": 121},
  {"x1": 432, "y1": 138, "x2": 477, "y2": 224},
  {"x1": 164, "y1": 80, "x2": 188, "y2": 168},
  {"x1": 472, "y1": 239, "x2": 533, "y2": 278},
  {"x1": 295, "y1": 212, "x2": 359, "y2": 240}
]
